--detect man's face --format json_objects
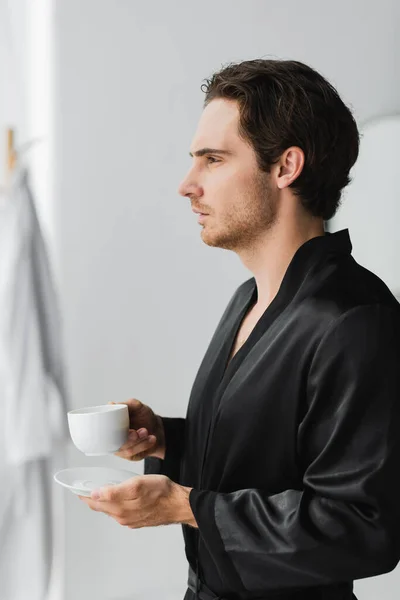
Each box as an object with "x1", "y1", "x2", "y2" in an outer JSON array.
[{"x1": 178, "y1": 98, "x2": 278, "y2": 251}]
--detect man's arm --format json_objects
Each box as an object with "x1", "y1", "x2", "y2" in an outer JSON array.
[
  {"x1": 144, "y1": 417, "x2": 186, "y2": 484},
  {"x1": 185, "y1": 305, "x2": 400, "y2": 593}
]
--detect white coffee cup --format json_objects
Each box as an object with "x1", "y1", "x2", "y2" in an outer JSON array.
[{"x1": 67, "y1": 404, "x2": 129, "y2": 456}]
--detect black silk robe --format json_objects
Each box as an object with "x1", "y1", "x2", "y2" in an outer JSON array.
[{"x1": 145, "y1": 229, "x2": 400, "y2": 600}]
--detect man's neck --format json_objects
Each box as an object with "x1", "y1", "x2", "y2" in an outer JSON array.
[{"x1": 238, "y1": 217, "x2": 325, "y2": 309}]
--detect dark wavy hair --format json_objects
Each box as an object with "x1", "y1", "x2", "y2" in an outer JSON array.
[{"x1": 201, "y1": 59, "x2": 360, "y2": 220}]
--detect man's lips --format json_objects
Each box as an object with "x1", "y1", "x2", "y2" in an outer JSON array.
[{"x1": 191, "y1": 208, "x2": 209, "y2": 215}]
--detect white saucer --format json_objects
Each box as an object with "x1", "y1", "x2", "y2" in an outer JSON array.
[{"x1": 54, "y1": 466, "x2": 140, "y2": 497}]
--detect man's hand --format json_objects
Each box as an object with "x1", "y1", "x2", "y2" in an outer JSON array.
[
  {"x1": 78, "y1": 474, "x2": 198, "y2": 529},
  {"x1": 109, "y1": 400, "x2": 166, "y2": 461}
]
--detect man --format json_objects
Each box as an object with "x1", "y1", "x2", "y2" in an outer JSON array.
[{"x1": 79, "y1": 59, "x2": 400, "y2": 600}]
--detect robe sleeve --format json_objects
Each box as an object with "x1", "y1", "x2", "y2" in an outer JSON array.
[
  {"x1": 189, "y1": 304, "x2": 400, "y2": 592},
  {"x1": 144, "y1": 416, "x2": 186, "y2": 483}
]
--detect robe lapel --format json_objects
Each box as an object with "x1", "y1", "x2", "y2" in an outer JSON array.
[{"x1": 184, "y1": 279, "x2": 255, "y2": 489}]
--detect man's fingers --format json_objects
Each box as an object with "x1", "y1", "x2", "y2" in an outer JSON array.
[
  {"x1": 113, "y1": 432, "x2": 156, "y2": 462},
  {"x1": 119, "y1": 428, "x2": 148, "y2": 448},
  {"x1": 99, "y1": 476, "x2": 144, "y2": 503},
  {"x1": 118, "y1": 430, "x2": 139, "y2": 449},
  {"x1": 79, "y1": 497, "x2": 123, "y2": 521},
  {"x1": 121, "y1": 436, "x2": 156, "y2": 459},
  {"x1": 118, "y1": 429, "x2": 151, "y2": 449}
]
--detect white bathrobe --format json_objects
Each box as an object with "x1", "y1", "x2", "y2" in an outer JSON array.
[{"x1": 0, "y1": 164, "x2": 69, "y2": 600}]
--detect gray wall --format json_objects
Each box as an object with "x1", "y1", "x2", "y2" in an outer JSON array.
[{"x1": 52, "y1": 2, "x2": 400, "y2": 599}]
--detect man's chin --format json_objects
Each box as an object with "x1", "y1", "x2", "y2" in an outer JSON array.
[{"x1": 200, "y1": 229, "x2": 237, "y2": 251}]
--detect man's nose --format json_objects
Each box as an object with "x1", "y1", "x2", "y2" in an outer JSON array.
[
  {"x1": 178, "y1": 167, "x2": 202, "y2": 198},
  {"x1": 177, "y1": 173, "x2": 202, "y2": 198}
]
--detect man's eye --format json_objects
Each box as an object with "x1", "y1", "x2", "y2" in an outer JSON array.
[{"x1": 206, "y1": 156, "x2": 220, "y2": 164}]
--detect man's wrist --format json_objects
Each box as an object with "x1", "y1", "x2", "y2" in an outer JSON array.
[{"x1": 170, "y1": 483, "x2": 198, "y2": 528}]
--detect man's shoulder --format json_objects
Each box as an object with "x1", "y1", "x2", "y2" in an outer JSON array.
[
  {"x1": 306, "y1": 255, "x2": 399, "y2": 318},
  {"x1": 287, "y1": 256, "x2": 400, "y2": 359},
  {"x1": 299, "y1": 256, "x2": 400, "y2": 350}
]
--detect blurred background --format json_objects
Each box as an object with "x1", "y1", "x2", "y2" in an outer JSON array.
[{"x1": 0, "y1": 1, "x2": 399, "y2": 599}]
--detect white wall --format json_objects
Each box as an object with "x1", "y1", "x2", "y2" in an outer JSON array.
[{"x1": 51, "y1": 1, "x2": 400, "y2": 599}]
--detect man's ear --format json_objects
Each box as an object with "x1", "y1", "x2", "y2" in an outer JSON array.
[{"x1": 275, "y1": 146, "x2": 305, "y2": 190}]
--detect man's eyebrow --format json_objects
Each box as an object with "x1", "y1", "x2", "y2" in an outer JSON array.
[{"x1": 189, "y1": 147, "x2": 233, "y2": 158}]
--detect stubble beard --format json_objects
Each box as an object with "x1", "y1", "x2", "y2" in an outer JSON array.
[{"x1": 200, "y1": 172, "x2": 277, "y2": 252}]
